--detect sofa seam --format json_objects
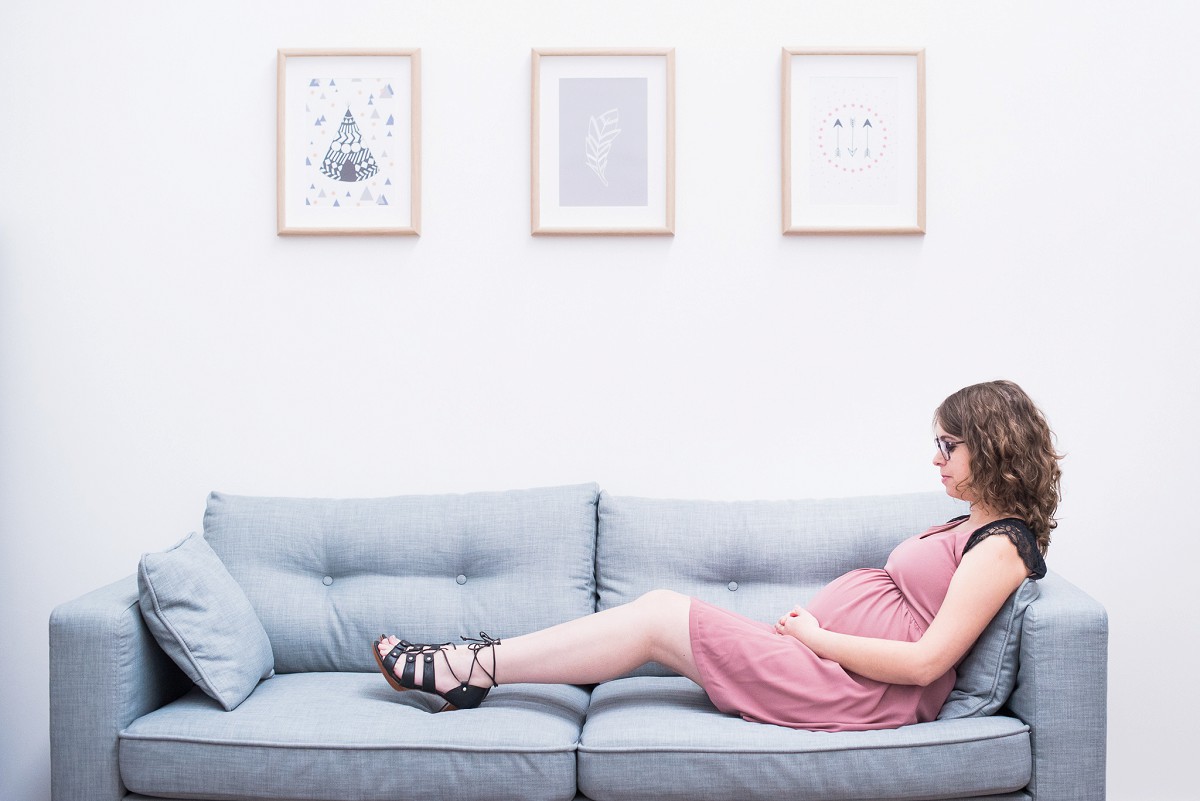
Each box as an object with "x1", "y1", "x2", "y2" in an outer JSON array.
[
  {"x1": 575, "y1": 727, "x2": 1030, "y2": 755},
  {"x1": 118, "y1": 731, "x2": 579, "y2": 753}
]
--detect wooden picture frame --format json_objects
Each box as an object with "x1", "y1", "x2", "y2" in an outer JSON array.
[
  {"x1": 782, "y1": 48, "x2": 925, "y2": 235},
  {"x1": 277, "y1": 49, "x2": 421, "y2": 236},
  {"x1": 532, "y1": 48, "x2": 675, "y2": 236}
]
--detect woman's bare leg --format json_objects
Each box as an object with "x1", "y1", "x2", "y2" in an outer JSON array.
[{"x1": 378, "y1": 589, "x2": 701, "y2": 694}]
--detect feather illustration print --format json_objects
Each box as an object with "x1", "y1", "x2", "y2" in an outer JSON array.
[{"x1": 585, "y1": 108, "x2": 622, "y2": 187}]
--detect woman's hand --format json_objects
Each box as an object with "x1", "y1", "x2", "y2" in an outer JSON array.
[{"x1": 774, "y1": 605, "x2": 820, "y2": 644}]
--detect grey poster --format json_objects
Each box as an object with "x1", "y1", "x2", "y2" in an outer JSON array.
[{"x1": 558, "y1": 77, "x2": 648, "y2": 207}]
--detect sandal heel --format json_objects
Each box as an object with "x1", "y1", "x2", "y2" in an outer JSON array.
[{"x1": 370, "y1": 632, "x2": 502, "y2": 711}]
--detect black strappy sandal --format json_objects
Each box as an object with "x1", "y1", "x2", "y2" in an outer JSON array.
[{"x1": 372, "y1": 632, "x2": 501, "y2": 711}]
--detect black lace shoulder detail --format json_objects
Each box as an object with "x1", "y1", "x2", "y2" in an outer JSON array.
[{"x1": 962, "y1": 518, "x2": 1047, "y2": 579}]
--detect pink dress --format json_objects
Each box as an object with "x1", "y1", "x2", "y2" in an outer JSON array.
[{"x1": 689, "y1": 519, "x2": 977, "y2": 732}]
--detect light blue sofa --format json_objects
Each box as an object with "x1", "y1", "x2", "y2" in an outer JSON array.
[{"x1": 50, "y1": 483, "x2": 1108, "y2": 801}]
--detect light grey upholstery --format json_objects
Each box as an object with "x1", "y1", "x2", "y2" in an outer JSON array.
[
  {"x1": 120, "y1": 673, "x2": 588, "y2": 801},
  {"x1": 49, "y1": 577, "x2": 191, "y2": 801},
  {"x1": 50, "y1": 487, "x2": 1107, "y2": 801},
  {"x1": 578, "y1": 677, "x2": 1032, "y2": 801},
  {"x1": 137, "y1": 532, "x2": 275, "y2": 710},
  {"x1": 1006, "y1": 572, "x2": 1109, "y2": 801},
  {"x1": 203, "y1": 484, "x2": 601, "y2": 673}
]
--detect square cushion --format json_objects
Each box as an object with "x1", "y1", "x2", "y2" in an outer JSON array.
[
  {"x1": 939, "y1": 577, "x2": 1041, "y2": 719},
  {"x1": 137, "y1": 532, "x2": 274, "y2": 711},
  {"x1": 119, "y1": 672, "x2": 588, "y2": 801},
  {"x1": 202, "y1": 484, "x2": 600, "y2": 674},
  {"x1": 578, "y1": 677, "x2": 1032, "y2": 801}
]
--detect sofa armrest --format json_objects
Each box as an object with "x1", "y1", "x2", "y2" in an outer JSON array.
[
  {"x1": 1006, "y1": 570, "x2": 1108, "y2": 801},
  {"x1": 50, "y1": 575, "x2": 191, "y2": 801}
]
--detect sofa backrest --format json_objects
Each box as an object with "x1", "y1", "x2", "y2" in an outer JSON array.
[
  {"x1": 203, "y1": 483, "x2": 600, "y2": 673},
  {"x1": 596, "y1": 490, "x2": 967, "y2": 675}
]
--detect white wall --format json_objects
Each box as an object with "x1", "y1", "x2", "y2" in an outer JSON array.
[{"x1": 1, "y1": 1, "x2": 1195, "y2": 798}]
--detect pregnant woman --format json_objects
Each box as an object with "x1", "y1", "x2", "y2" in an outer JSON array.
[{"x1": 373, "y1": 379, "x2": 1058, "y2": 731}]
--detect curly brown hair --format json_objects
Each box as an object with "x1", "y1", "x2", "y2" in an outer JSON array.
[{"x1": 935, "y1": 380, "x2": 1063, "y2": 553}]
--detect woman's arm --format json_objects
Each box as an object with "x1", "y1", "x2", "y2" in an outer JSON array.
[{"x1": 775, "y1": 534, "x2": 1029, "y2": 686}]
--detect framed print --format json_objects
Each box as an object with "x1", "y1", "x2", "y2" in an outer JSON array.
[
  {"x1": 783, "y1": 48, "x2": 925, "y2": 235},
  {"x1": 277, "y1": 49, "x2": 420, "y2": 236},
  {"x1": 532, "y1": 48, "x2": 675, "y2": 236}
]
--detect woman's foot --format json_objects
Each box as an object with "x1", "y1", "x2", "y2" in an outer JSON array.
[{"x1": 373, "y1": 633, "x2": 500, "y2": 710}]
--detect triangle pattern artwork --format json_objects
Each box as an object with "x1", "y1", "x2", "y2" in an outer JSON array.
[
  {"x1": 320, "y1": 110, "x2": 379, "y2": 183},
  {"x1": 299, "y1": 70, "x2": 407, "y2": 213}
]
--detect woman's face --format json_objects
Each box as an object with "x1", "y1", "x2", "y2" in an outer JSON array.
[{"x1": 933, "y1": 423, "x2": 973, "y2": 503}]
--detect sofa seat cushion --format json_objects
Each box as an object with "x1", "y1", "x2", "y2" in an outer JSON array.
[
  {"x1": 577, "y1": 677, "x2": 1032, "y2": 801},
  {"x1": 119, "y1": 672, "x2": 589, "y2": 801}
]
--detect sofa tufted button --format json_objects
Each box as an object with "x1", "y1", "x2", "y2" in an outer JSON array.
[
  {"x1": 322, "y1": 576, "x2": 334, "y2": 586},
  {"x1": 727, "y1": 581, "x2": 739, "y2": 592},
  {"x1": 456, "y1": 574, "x2": 467, "y2": 585}
]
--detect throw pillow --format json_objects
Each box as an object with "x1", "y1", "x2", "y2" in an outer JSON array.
[
  {"x1": 938, "y1": 577, "x2": 1040, "y2": 719},
  {"x1": 137, "y1": 532, "x2": 275, "y2": 710}
]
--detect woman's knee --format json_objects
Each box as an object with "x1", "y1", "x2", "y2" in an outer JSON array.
[
  {"x1": 635, "y1": 588, "x2": 689, "y2": 611},
  {"x1": 632, "y1": 590, "x2": 695, "y2": 674},
  {"x1": 632, "y1": 589, "x2": 692, "y2": 637}
]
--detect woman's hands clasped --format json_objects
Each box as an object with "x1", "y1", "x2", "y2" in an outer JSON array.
[{"x1": 774, "y1": 605, "x2": 820, "y2": 644}]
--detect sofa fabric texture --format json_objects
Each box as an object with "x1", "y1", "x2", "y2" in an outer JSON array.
[
  {"x1": 50, "y1": 484, "x2": 1108, "y2": 801},
  {"x1": 136, "y1": 531, "x2": 274, "y2": 711},
  {"x1": 120, "y1": 673, "x2": 589, "y2": 801},
  {"x1": 596, "y1": 490, "x2": 968, "y2": 618},
  {"x1": 579, "y1": 677, "x2": 1031, "y2": 801},
  {"x1": 202, "y1": 483, "x2": 600, "y2": 673}
]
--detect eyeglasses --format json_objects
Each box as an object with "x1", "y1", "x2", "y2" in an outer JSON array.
[{"x1": 935, "y1": 436, "x2": 965, "y2": 461}]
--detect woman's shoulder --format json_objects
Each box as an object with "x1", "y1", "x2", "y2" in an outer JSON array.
[
  {"x1": 963, "y1": 518, "x2": 1047, "y2": 579},
  {"x1": 971, "y1": 517, "x2": 1034, "y2": 538}
]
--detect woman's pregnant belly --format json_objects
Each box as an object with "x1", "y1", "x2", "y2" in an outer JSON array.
[{"x1": 805, "y1": 568, "x2": 925, "y2": 643}]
